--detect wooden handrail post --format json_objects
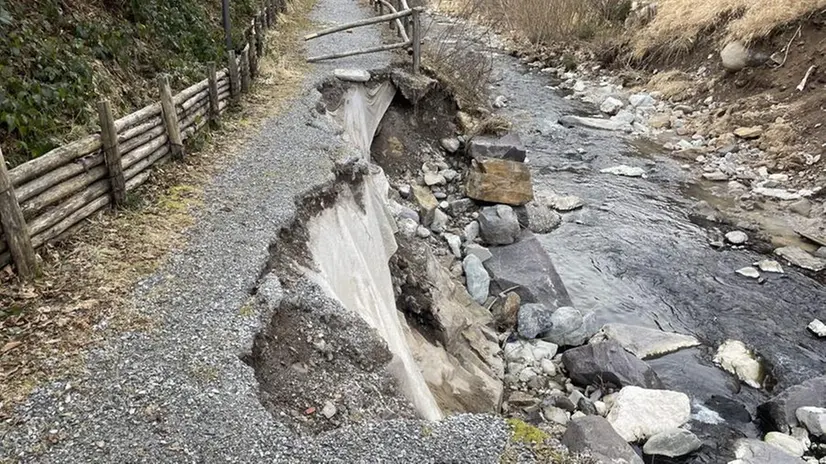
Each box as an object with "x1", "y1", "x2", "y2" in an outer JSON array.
[
  {"x1": 256, "y1": 14, "x2": 265, "y2": 57},
  {"x1": 228, "y1": 50, "x2": 241, "y2": 104},
  {"x1": 158, "y1": 74, "x2": 185, "y2": 160},
  {"x1": 248, "y1": 28, "x2": 259, "y2": 79},
  {"x1": 0, "y1": 148, "x2": 37, "y2": 278},
  {"x1": 241, "y1": 48, "x2": 251, "y2": 93},
  {"x1": 207, "y1": 62, "x2": 221, "y2": 127},
  {"x1": 97, "y1": 100, "x2": 127, "y2": 206},
  {"x1": 412, "y1": 8, "x2": 421, "y2": 74}
]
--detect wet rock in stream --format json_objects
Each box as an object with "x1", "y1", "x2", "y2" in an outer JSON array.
[{"x1": 562, "y1": 340, "x2": 664, "y2": 389}]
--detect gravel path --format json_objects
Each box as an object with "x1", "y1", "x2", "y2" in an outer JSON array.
[{"x1": 0, "y1": 1, "x2": 509, "y2": 462}]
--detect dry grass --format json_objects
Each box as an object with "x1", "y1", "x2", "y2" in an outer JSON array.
[
  {"x1": 633, "y1": 0, "x2": 826, "y2": 57},
  {"x1": 0, "y1": 0, "x2": 315, "y2": 418},
  {"x1": 494, "y1": 0, "x2": 624, "y2": 43}
]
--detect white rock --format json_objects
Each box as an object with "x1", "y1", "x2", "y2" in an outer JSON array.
[
  {"x1": 493, "y1": 95, "x2": 508, "y2": 108},
  {"x1": 398, "y1": 218, "x2": 418, "y2": 239},
  {"x1": 713, "y1": 340, "x2": 764, "y2": 388},
  {"x1": 416, "y1": 225, "x2": 431, "y2": 238},
  {"x1": 808, "y1": 319, "x2": 826, "y2": 338},
  {"x1": 721, "y1": 41, "x2": 748, "y2": 72},
  {"x1": 543, "y1": 405, "x2": 570, "y2": 425},
  {"x1": 595, "y1": 323, "x2": 700, "y2": 359},
  {"x1": 594, "y1": 401, "x2": 608, "y2": 416},
  {"x1": 519, "y1": 366, "x2": 538, "y2": 383},
  {"x1": 530, "y1": 339, "x2": 559, "y2": 361},
  {"x1": 321, "y1": 400, "x2": 338, "y2": 418},
  {"x1": 463, "y1": 221, "x2": 480, "y2": 243},
  {"x1": 540, "y1": 358, "x2": 557, "y2": 376},
  {"x1": 606, "y1": 386, "x2": 691, "y2": 442},
  {"x1": 726, "y1": 231, "x2": 749, "y2": 244},
  {"x1": 504, "y1": 340, "x2": 535, "y2": 364},
  {"x1": 755, "y1": 259, "x2": 784, "y2": 273},
  {"x1": 334, "y1": 68, "x2": 370, "y2": 82},
  {"x1": 629, "y1": 93, "x2": 655, "y2": 108},
  {"x1": 600, "y1": 97, "x2": 624, "y2": 115},
  {"x1": 775, "y1": 246, "x2": 826, "y2": 272},
  {"x1": 764, "y1": 432, "x2": 806, "y2": 457},
  {"x1": 796, "y1": 407, "x2": 826, "y2": 437},
  {"x1": 424, "y1": 171, "x2": 446, "y2": 186},
  {"x1": 736, "y1": 267, "x2": 760, "y2": 279},
  {"x1": 547, "y1": 194, "x2": 585, "y2": 211},
  {"x1": 601, "y1": 165, "x2": 646, "y2": 177},
  {"x1": 444, "y1": 233, "x2": 462, "y2": 258},
  {"x1": 752, "y1": 188, "x2": 802, "y2": 201}
]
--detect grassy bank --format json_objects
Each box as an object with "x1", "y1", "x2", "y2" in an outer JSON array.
[{"x1": 0, "y1": 0, "x2": 258, "y2": 167}]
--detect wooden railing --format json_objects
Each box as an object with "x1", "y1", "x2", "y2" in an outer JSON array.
[
  {"x1": 0, "y1": 0, "x2": 288, "y2": 278},
  {"x1": 305, "y1": 0, "x2": 422, "y2": 74}
]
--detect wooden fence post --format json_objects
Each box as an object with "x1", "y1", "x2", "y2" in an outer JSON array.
[
  {"x1": 0, "y1": 149, "x2": 37, "y2": 278},
  {"x1": 97, "y1": 100, "x2": 126, "y2": 206},
  {"x1": 256, "y1": 14, "x2": 265, "y2": 58},
  {"x1": 158, "y1": 74, "x2": 185, "y2": 159},
  {"x1": 247, "y1": 28, "x2": 259, "y2": 79},
  {"x1": 228, "y1": 50, "x2": 241, "y2": 104},
  {"x1": 207, "y1": 62, "x2": 221, "y2": 127},
  {"x1": 412, "y1": 8, "x2": 421, "y2": 74},
  {"x1": 241, "y1": 48, "x2": 251, "y2": 93}
]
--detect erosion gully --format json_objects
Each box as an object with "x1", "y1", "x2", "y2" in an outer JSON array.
[{"x1": 427, "y1": 14, "x2": 825, "y2": 463}]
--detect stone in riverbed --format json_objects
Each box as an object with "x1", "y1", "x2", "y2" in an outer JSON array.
[
  {"x1": 726, "y1": 230, "x2": 748, "y2": 244},
  {"x1": 542, "y1": 306, "x2": 596, "y2": 346},
  {"x1": 757, "y1": 375, "x2": 826, "y2": 433},
  {"x1": 517, "y1": 303, "x2": 554, "y2": 339},
  {"x1": 465, "y1": 158, "x2": 534, "y2": 206},
  {"x1": 629, "y1": 93, "x2": 655, "y2": 108},
  {"x1": 703, "y1": 171, "x2": 729, "y2": 181},
  {"x1": 441, "y1": 137, "x2": 460, "y2": 153},
  {"x1": 514, "y1": 202, "x2": 562, "y2": 234},
  {"x1": 543, "y1": 405, "x2": 570, "y2": 425},
  {"x1": 559, "y1": 115, "x2": 630, "y2": 132},
  {"x1": 478, "y1": 205, "x2": 520, "y2": 245},
  {"x1": 713, "y1": 340, "x2": 765, "y2": 389},
  {"x1": 562, "y1": 340, "x2": 664, "y2": 389},
  {"x1": 429, "y1": 209, "x2": 449, "y2": 233},
  {"x1": 595, "y1": 323, "x2": 700, "y2": 359},
  {"x1": 796, "y1": 407, "x2": 826, "y2": 437},
  {"x1": 424, "y1": 171, "x2": 446, "y2": 186},
  {"x1": 643, "y1": 428, "x2": 702, "y2": 457},
  {"x1": 755, "y1": 259, "x2": 784, "y2": 273},
  {"x1": 732, "y1": 438, "x2": 804, "y2": 464},
  {"x1": 547, "y1": 193, "x2": 585, "y2": 211},
  {"x1": 736, "y1": 267, "x2": 760, "y2": 279},
  {"x1": 468, "y1": 133, "x2": 526, "y2": 162},
  {"x1": 462, "y1": 254, "x2": 490, "y2": 304},
  {"x1": 764, "y1": 432, "x2": 806, "y2": 457},
  {"x1": 606, "y1": 386, "x2": 691, "y2": 442},
  {"x1": 600, "y1": 97, "x2": 624, "y2": 115},
  {"x1": 562, "y1": 416, "x2": 644, "y2": 464},
  {"x1": 808, "y1": 319, "x2": 826, "y2": 338},
  {"x1": 774, "y1": 246, "x2": 826, "y2": 272},
  {"x1": 601, "y1": 165, "x2": 646, "y2": 177},
  {"x1": 484, "y1": 231, "x2": 572, "y2": 309}
]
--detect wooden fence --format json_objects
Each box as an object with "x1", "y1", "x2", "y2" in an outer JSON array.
[
  {"x1": 305, "y1": 0, "x2": 422, "y2": 74},
  {"x1": 0, "y1": 0, "x2": 288, "y2": 278}
]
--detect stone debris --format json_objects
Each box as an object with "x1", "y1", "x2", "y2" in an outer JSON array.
[
  {"x1": 562, "y1": 340, "x2": 663, "y2": 389},
  {"x1": 440, "y1": 137, "x2": 460, "y2": 153},
  {"x1": 736, "y1": 267, "x2": 760, "y2": 279},
  {"x1": 595, "y1": 323, "x2": 700, "y2": 359},
  {"x1": 465, "y1": 158, "x2": 534, "y2": 206},
  {"x1": 562, "y1": 416, "x2": 644, "y2": 464},
  {"x1": 333, "y1": 68, "x2": 371, "y2": 82},
  {"x1": 725, "y1": 230, "x2": 748, "y2": 244},
  {"x1": 643, "y1": 428, "x2": 702, "y2": 457},
  {"x1": 755, "y1": 259, "x2": 784, "y2": 273},
  {"x1": 807, "y1": 319, "x2": 826, "y2": 338},
  {"x1": 796, "y1": 407, "x2": 826, "y2": 437},
  {"x1": 600, "y1": 97, "x2": 624, "y2": 115},
  {"x1": 601, "y1": 165, "x2": 646, "y2": 177},
  {"x1": 467, "y1": 133, "x2": 526, "y2": 162},
  {"x1": 547, "y1": 193, "x2": 585, "y2": 211},
  {"x1": 462, "y1": 254, "x2": 490, "y2": 304},
  {"x1": 478, "y1": 205, "x2": 521, "y2": 245},
  {"x1": 542, "y1": 306, "x2": 595, "y2": 346},
  {"x1": 606, "y1": 386, "x2": 691, "y2": 442},
  {"x1": 775, "y1": 246, "x2": 826, "y2": 272},
  {"x1": 763, "y1": 432, "x2": 806, "y2": 457},
  {"x1": 713, "y1": 340, "x2": 764, "y2": 389}
]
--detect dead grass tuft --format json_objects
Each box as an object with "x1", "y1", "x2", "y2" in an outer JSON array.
[
  {"x1": 645, "y1": 70, "x2": 696, "y2": 101},
  {"x1": 0, "y1": 0, "x2": 316, "y2": 418}
]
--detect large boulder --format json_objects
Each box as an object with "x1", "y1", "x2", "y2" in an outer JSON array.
[
  {"x1": 467, "y1": 133, "x2": 526, "y2": 162},
  {"x1": 763, "y1": 432, "x2": 805, "y2": 457},
  {"x1": 561, "y1": 416, "x2": 643, "y2": 464},
  {"x1": 483, "y1": 231, "x2": 572, "y2": 310},
  {"x1": 477, "y1": 205, "x2": 520, "y2": 245},
  {"x1": 758, "y1": 375, "x2": 826, "y2": 433},
  {"x1": 465, "y1": 158, "x2": 534, "y2": 206},
  {"x1": 562, "y1": 341, "x2": 663, "y2": 390},
  {"x1": 542, "y1": 306, "x2": 596, "y2": 346},
  {"x1": 642, "y1": 428, "x2": 702, "y2": 457},
  {"x1": 517, "y1": 303, "x2": 554, "y2": 339},
  {"x1": 606, "y1": 386, "x2": 691, "y2": 442},
  {"x1": 514, "y1": 201, "x2": 562, "y2": 234},
  {"x1": 732, "y1": 439, "x2": 806, "y2": 464},
  {"x1": 796, "y1": 407, "x2": 826, "y2": 437},
  {"x1": 595, "y1": 323, "x2": 700, "y2": 359}
]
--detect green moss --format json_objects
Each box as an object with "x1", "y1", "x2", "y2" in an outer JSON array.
[{"x1": 506, "y1": 418, "x2": 549, "y2": 444}]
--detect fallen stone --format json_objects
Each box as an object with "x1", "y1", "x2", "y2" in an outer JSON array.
[
  {"x1": 545, "y1": 393, "x2": 577, "y2": 413},
  {"x1": 758, "y1": 375, "x2": 826, "y2": 432},
  {"x1": 755, "y1": 259, "x2": 784, "y2": 273},
  {"x1": 493, "y1": 95, "x2": 507, "y2": 108},
  {"x1": 643, "y1": 428, "x2": 702, "y2": 457},
  {"x1": 541, "y1": 358, "x2": 557, "y2": 376},
  {"x1": 562, "y1": 416, "x2": 644, "y2": 464},
  {"x1": 424, "y1": 171, "x2": 446, "y2": 186},
  {"x1": 503, "y1": 339, "x2": 535, "y2": 364},
  {"x1": 713, "y1": 340, "x2": 764, "y2": 389},
  {"x1": 733, "y1": 439, "x2": 806, "y2": 464},
  {"x1": 442, "y1": 169, "x2": 459, "y2": 182},
  {"x1": 559, "y1": 115, "x2": 630, "y2": 132},
  {"x1": 596, "y1": 323, "x2": 700, "y2": 359},
  {"x1": 465, "y1": 158, "x2": 534, "y2": 206},
  {"x1": 648, "y1": 113, "x2": 672, "y2": 129},
  {"x1": 478, "y1": 205, "x2": 521, "y2": 245},
  {"x1": 519, "y1": 366, "x2": 538, "y2": 383},
  {"x1": 531, "y1": 339, "x2": 558, "y2": 361},
  {"x1": 736, "y1": 267, "x2": 760, "y2": 279},
  {"x1": 734, "y1": 126, "x2": 763, "y2": 139},
  {"x1": 808, "y1": 319, "x2": 826, "y2": 338},
  {"x1": 515, "y1": 201, "x2": 562, "y2": 234},
  {"x1": 704, "y1": 172, "x2": 730, "y2": 182},
  {"x1": 321, "y1": 400, "x2": 338, "y2": 418},
  {"x1": 774, "y1": 246, "x2": 826, "y2": 272},
  {"x1": 547, "y1": 194, "x2": 585, "y2": 211},
  {"x1": 398, "y1": 184, "x2": 411, "y2": 198},
  {"x1": 508, "y1": 391, "x2": 540, "y2": 409},
  {"x1": 543, "y1": 306, "x2": 595, "y2": 346},
  {"x1": 629, "y1": 93, "x2": 655, "y2": 108},
  {"x1": 543, "y1": 405, "x2": 570, "y2": 425},
  {"x1": 448, "y1": 198, "x2": 474, "y2": 216},
  {"x1": 726, "y1": 230, "x2": 749, "y2": 244},
  {"x1": 789, "y1": 198, "x2": 812, "y2": 217},
  {"x1": 562, "y1": 340, "x2": 664, "y2": 389},
  {"x1": 601, "y1": 165, "x2": 645, "y2": 177},
  {"x1": 492, "y1": 291, "x2": 520, "y2": 329},
  {"x1": 606, "y1": 386, "x2": 691, "y2": 442},
  {"x1": 333, "y1": 68, "x2": 370, "y2": 82},
  {"x1": 764, "y1": 432, "x2": 806, "y2": 457},
  {"x1": 463, "y1": 221, "x2": 479, "y2": 243},
  {"x1": 441, "y1": 137, "x2": 460, "y2": 153},
  {"x1": 468, "y1": 133, "x2": 526, "y2": 162},
  {"x1": 517, "y1": 303, "x2": 554, "y2": 339},
  {"x1": 484, "y1": 231, "x2": 572, "y2": 309},
  {"x1": 465, "y1": 243, "x2": 492, "y2": 262},
  {"x1": 463, "y1": 254, "x2": 490, "y2": 304},
  {"x1": 412, "y1": 185, "x2": 439, "y2": 225},
  {"x1": 430, "y1": 209, "x2": 449, "y2": 233},
  {"x1": 600, "y1": 97, "x2": 624, "y2": 115},
  {"x1": 795, "y1": 227, "x2": 826, "y2": 247},
  {"x1": 752, "y1": 187, "x2": 802, "y2": 201},
  {"x1": 444, "y1": 233, "x2": 462, "y2": 258},
  {"x1": 721, "y1": 41, "x2": 749, "y2": 72},
  {"x1": 398, "y1": 218, "x2": 418, "y2": 239},
  {"x1": 796, "y1": 407, "x2": 826, "y2": 437}
]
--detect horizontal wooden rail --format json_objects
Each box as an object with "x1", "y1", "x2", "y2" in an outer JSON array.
[
  {"x1": 307, "y1": 40, "x2": 412, "y2": 63},
  {"x1": 304, "y1": 9, "x2": 412, "y2": 41},
  {"x1": 376, "y1": 0, "x2": 410, "y2": 43}
]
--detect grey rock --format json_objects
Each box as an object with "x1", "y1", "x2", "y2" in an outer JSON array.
[
  {"x1": 721, "y1": 41, "x2": 749, "y2": 72},
  {"x1": 416, "y1": 225, "x2": 432, "y2": 238},
  {"x1": 441, "y1": 137, "x2": 461, "y2": 153},
  {"x1": 517, "y1": 303, "x2": 554, "y2": 339},
  {"x1": 543, "y1": 405, "x2": 570, "y2": 425},
  {"x1": 398, "y1": 218, "x2": 419, "y2": 239},
  {"x1": 543, "y1": 306, "x2": 595, "y2": 346},
  {"x1": 463, "y1": 221, "x2": 480, "y2": 243},
  {"x1": 789, "y1": 198, "x2": 812, "y2": 217},
  {"x1": 448, "y1": 198, "x2": 474, "y2": 215},
  {"x1": 484, "y1": 231, "x2": 572, "y2": 309},
  {"x1": 559, "y1": 115, "x2": 630, "y2": 132},
  {"x1": 463, "y1": 254, "x2": 490, "y2": 304},
  {"x1": 600, "y1": 97, "x2": 624, "y2": 115},
  {"x1": 726, "y1": 230, "x2": 749, "y2": 244},
  {"x1": 424, "y1": 171, "x2": 446, "y2": 186},
  {"x1": 468, "y1": 133, "x2": 526, "y2": 162},
  {"x1": 562, "y1": 416, "x2": 644, "y2": 464},
  {"x1": 398, "y1": 184, "x2": 411, "y2": 198},
  {"x1": 321, "y1": 401, "x2": 338, "y2": 418},
  {"x1": 398, "y1": 206, "x2": 420, "y2": 223},
  {"x1": 629, "y1": 93, "x2": 655, "y2": 108},
  {"x1": 607, "y1": 386, "x2": 691, "y2": 442},
  {"x1": 548, "y1": 194, "x2": 585, "y2": 211},
  {"x1": 478, "y1": 205, "x2": 520, "y2": 245},
  {"x1": 796, "y1": 407, "x2": 826, "y2": 437},
  {"x1": 733, "y1": 439, "x2": 805, "y2": 464},
  {"x1": 545, "y1": 393, "x2": 577, "y2": 413},
  {"x1": 601, "y1": 165, "x2": 645, "y2": 177},
  {"x1": 515, "y1": 202, "x2": 562, "y2": 234},
  {"x1": 444, "y1": 233, "x2": 462, "y2": 258},
  {"x1": 643, "y1": 429, "x2": 702, "y2": 457},
  {"x1": 561, "y1": 340, "x2": 664, "y2": 389},
  {"x1": 596, "y1": 323, "x2": 700, "y2": 359},
  {"x1": 577, "y1": 396, "x2": 598, "y2": 416},
  {"x1": 758, "y1": 375, "x2": 826, "y2": 433},
  {"x1": 775, "y1": 246, "x2": 826, "y2": 272},
  {"x1": 442, "y1": 169, "x2": 459, "y2": 182},
  {"x1": 764, "y1": 432, "x2": 806, "y2": 457},
  {"x1": 333, "y1": 68, "x2": 371, "y2": 82},
  {"x1": 430, "y1": 209, "x2": 449, "y2": 233},
  {"x1": 465, "y1": 244, "x2": 492, "y2": 262}
]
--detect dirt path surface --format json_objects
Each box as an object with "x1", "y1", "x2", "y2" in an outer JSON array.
[{"x1": 0, "y1": 2, "x2": 510, "y2": 463}]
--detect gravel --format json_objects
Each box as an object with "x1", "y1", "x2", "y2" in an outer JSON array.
[{"x1": 0, "y1": 0, "x2": 509, "y2": 462}]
